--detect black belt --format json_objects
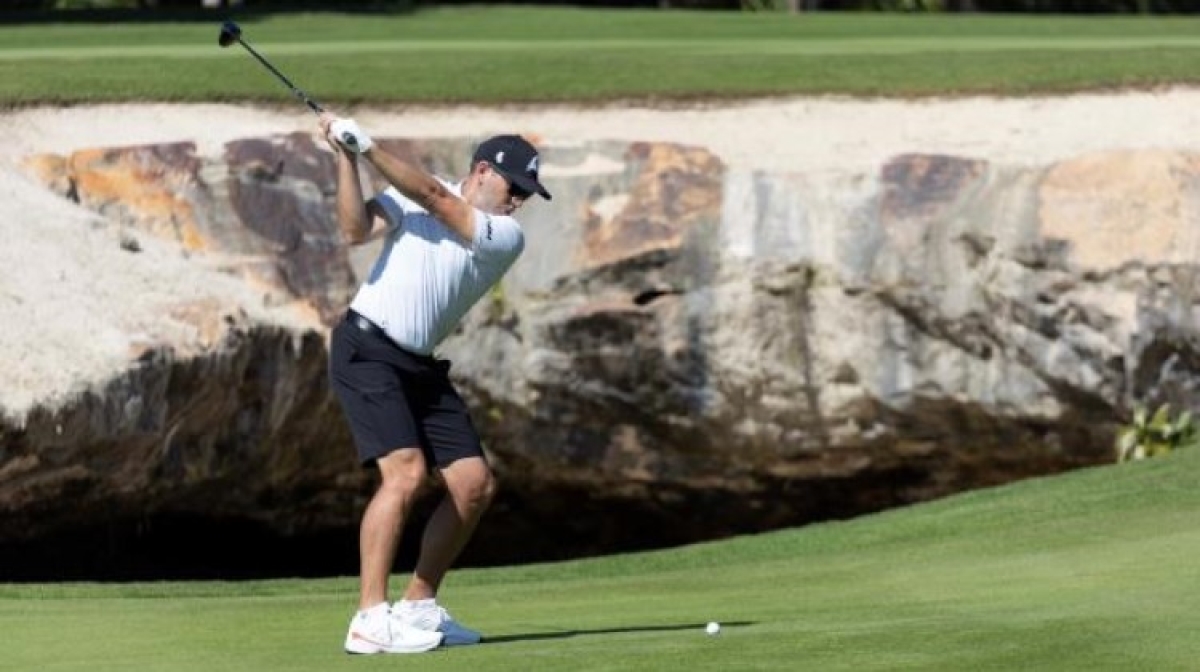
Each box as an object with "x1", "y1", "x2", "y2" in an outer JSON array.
[{"x1": 344, "y1": 309, "x2": 435, "y2": 361}]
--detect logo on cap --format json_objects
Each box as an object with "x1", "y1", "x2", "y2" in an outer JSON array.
[
  {"x1": 495, "y1": 151, "x2": 505, "y2": 164},
  {"x1": 526, "y1": 155, "x2": 539, "y2": 175}
]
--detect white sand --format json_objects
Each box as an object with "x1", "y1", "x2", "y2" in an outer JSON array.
[
  {"x1": 6, "y1": 89, "x2": 1200, "y2": 174},
  {"x1": 3, "y1": 89, "x2": 1200, "y2": 417}
]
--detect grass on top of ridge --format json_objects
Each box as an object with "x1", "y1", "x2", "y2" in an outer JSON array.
[
  {"x1": 1, "y1": 9, "x2": 1200, "y2": 105},
  {"x1": 3, "y1": 448, "x2": 1198, "y2": 671}
]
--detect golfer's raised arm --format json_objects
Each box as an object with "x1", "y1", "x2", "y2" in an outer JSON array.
[
  {"x1": 361, "y1": 147, "x2": 476, "y2": 244},
  {"x1": 336, "y1": 155, "x2": 379, "y2": 245},
  {"x1": 320, "y1": 114, "x2": 379, "y2": 245},
  {"x1": 322, "y1": 115, "x2": 476, "y2": 244}
]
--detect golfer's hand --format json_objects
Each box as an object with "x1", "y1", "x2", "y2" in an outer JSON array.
[
  {"x1": 318, "y1": 113, "x2": 352, "y2": 156},
  {"x1": 328, "y1": 117, "x2": 375, "y2": 155}
]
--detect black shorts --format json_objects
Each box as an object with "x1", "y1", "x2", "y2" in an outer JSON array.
[{"x1": 329, "y1": 311, "x2": 484, "y2": 470}]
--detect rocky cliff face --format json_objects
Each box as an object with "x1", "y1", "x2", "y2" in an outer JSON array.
[{"x1": 3, "y1": 133, "x2": 1197, "y2": 579}]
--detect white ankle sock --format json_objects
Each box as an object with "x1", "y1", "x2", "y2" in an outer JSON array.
[
  {"x1": 359, "y1": 602, "x2": 390, "y2": 618},
  {"x1": 398, "y1": 598, "x2": 436, "y2": 609}
]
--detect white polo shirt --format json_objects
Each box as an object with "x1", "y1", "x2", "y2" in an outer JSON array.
[{"x1": 349, "y1": 179, "x2": 525, "y2": 355}]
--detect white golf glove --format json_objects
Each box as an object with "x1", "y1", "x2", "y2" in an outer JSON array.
[{"x1": 329, "y1": 118, "x2": 374, "y2": 154}]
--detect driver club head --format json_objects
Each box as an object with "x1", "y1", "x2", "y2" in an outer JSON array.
[{"x1": 218, "y1": 21, "x2": 242, "y2": 48}]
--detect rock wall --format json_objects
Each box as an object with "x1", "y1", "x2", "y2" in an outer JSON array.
[{"x1": 3, "y1": 133, "x2": 1197, "y2": 578}]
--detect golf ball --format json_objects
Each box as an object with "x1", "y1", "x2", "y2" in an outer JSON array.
[{"x1": 705, "y1": 621, "x2": 721, "y2": 635}]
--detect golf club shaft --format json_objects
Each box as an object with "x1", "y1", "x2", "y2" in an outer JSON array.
[
  {"x1": 236, "y1": 38, "x2": 323, "y2": 114},
  {"x1": 220, "y1": 23, "x2": 356, "y2": 147}
]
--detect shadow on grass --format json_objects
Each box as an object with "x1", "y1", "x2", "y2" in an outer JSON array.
[{"x1": 485, "y1": 621, "x2": 756, "y2": 645}]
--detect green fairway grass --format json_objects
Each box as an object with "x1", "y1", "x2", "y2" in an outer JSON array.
[
  {"x1": 4, "y1": 448, "x2": 1198, "y2": 670},
  {"x1": 1, "y1": 9, "x2": 1200, "y2": 105}
]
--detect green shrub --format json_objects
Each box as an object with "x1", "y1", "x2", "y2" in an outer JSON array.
[{"x1": 1116, "y1": 404, "x2": 1199, "y2": 462}]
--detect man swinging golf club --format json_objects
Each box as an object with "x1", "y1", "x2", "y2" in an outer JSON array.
[{"x1": 320, "y1": 113, "x2": 550, "y2": 654}]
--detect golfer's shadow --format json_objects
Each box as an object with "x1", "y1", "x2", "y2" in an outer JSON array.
[{"x1": 485, "y1": 621, "x2": 754, "y2": 644}]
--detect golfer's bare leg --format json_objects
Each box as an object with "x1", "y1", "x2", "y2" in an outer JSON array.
[
  {"x1": 359, "y1": 447, "x2": 427, "y2": 610},
  {"x1": 403, "y1": 457, "x2": 496, "y2": 600}
]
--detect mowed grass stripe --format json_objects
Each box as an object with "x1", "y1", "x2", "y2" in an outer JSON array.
[
  {"x1": 2, "y1": 10, "x2": 1200, "y2": 45},
  {"x1": 2, "y1": 10, "x2": 1200, "y2": 103},
  {"x1": 5, "y1": 35, "x2": 1200, "y2": 61},
  {"x1": 2, "y1": 46, "x2": 1199, "y2": 105}
]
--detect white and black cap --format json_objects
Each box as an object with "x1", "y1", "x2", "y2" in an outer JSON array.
[{"x1": 473, "y1": 134, "x2": 552, "y2": 200}]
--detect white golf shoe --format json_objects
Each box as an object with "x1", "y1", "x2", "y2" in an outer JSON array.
[
  {"x1": 392, "y1": 599, "x2": 482, "y2": 646},
  {"x1": 344, "y1": 603, "x2": 444, "y2": 654}
]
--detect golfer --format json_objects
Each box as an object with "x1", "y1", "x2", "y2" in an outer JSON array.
[{"x1": 318, "y1": 114, "x2": 550, "y2": 655}]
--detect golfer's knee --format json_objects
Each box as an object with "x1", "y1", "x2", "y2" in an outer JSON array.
[
  {"x1": 442, "y1": 459, "x2": 496, "y2": 513},
  {"x1": 376, "y1": 449, "x2": 428, "y2": 496},
  {"x1": 462, "y1": 468, "x2": 497, "y2": 513}
]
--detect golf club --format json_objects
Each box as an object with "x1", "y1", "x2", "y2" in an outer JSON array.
[
  {"x1": 218, "y1": 21, "x2": 361, "y2": 148},
  {"x1": 218, "y1": 20, "x2": 325, "y2": 114}
]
